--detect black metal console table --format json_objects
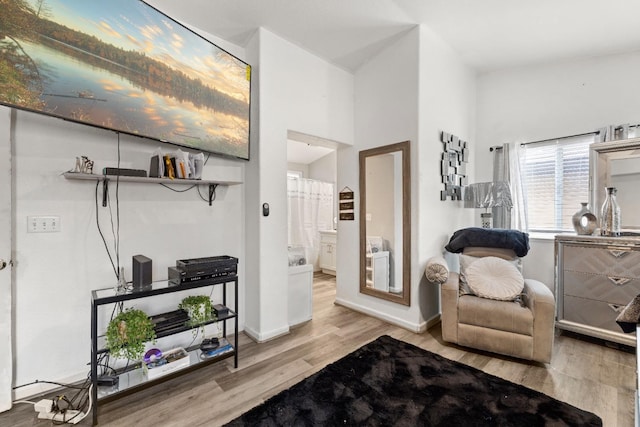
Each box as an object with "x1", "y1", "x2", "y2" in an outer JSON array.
[{"x1": 90, "y1": 276, "x2": 238, "y2": 425}]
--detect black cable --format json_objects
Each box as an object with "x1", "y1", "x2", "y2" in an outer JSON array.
[
  {"x1": 95, "y1": 181, "x2": 118, "y2": 279},
  {"x1": 66, "y1": 378, "x2": 90, "y2": 410},
  {"x1": 160, "y1": 183, "x2": 196, "y2": 192},
  {"x1": 50, "y1": 379, "x2": 91, "y2": 425},
  {"x1": 196, "y1": 153, "x2": 213, "y2": 203},
  {"x1": 107, "y1": 188, "x2": 118, "y2": 271},
  {"x1": 196, "y1": 184, "x2": 212, "y2": 203},
  {"x1": 12, "y1": 379, "x2": 87, "y2": 390},
  {"x1": 115, "y1": 133, "x2": 121, "y2": 281},
  {"x1": 156, "y1": 152, "x2": 213, "y2": 203}
]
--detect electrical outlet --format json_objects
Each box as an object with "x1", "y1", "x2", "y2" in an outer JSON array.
[
  {"x1": 34, "y1": 399, "x2": 53, "y2": 413},
  {"x1": 37, "y1": 409, "x2": 83, "y2": 424},
  {"x1": 27, "y1": 216, "x2": 61, "y2": 233}
]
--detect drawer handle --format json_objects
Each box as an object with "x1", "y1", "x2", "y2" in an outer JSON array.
[
  {"x1": 608, "y1": 250, "x2": 630, "y2": 258},
  {"x1": 608, "y1": 303, "x2": 625, "y2": 313},
  {"x1": 608, "y1": 276, "x2": 631, "y2": 286}
]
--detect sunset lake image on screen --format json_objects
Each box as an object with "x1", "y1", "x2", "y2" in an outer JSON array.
[{"x1": 0, "y1": 0, "x2": 251, "y2": 159}]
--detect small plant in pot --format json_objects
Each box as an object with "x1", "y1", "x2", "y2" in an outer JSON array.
[
  {"x1": 106, "y1": 308, "x2": 156, "y2": 360},
  {"x1": 179, "y1": 295, "x2": 215, "y2": 336}
]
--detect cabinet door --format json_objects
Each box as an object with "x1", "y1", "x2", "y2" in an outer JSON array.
[
  {"x1": 319, "y1": 243, "x2": 332, "y2": 269},
  {"x1": 328, "y1": 243, "x2": 337, "y2": 269}
]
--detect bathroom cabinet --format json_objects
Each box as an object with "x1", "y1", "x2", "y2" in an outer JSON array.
[{"x1": 319, "y1": 230, "x2": 337, "y2": 275}]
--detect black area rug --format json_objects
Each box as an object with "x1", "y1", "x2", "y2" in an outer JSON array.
[{"x1": 226, "y1": 335, "x2": 601, "y2": 426}]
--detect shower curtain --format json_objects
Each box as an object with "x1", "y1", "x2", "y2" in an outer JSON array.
[{"x1": 287, "y1": 177, "x2": 334, "y2": 269}]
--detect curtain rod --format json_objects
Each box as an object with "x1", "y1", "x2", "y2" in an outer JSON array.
[{"x1": 489, "y1": 130, "x2": 602, "y2": 152}]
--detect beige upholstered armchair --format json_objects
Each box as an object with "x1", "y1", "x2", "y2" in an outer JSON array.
[{"x1": 429, "y1": 228, "x2": 556, "y2": 364}]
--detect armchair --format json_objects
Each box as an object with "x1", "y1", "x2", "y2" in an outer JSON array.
[{"x1": 437, "y1": 245, "x2": 555, "y2": 363}]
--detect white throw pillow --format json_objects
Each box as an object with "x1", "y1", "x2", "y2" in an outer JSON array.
[
  {"x1": 465, "y1": 256, "x2": 524, "y2": 301},
  {"x1": 459, "y1": 254, "x2": 522, "y2": 296}
]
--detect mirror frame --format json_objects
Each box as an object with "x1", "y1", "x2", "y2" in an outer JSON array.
[
  {"x1": 359, "y1": 140, "x2": 411, "y2": 306},
  {"x1": 590, "y1": 137, "x2": 640, "y2": 230}
]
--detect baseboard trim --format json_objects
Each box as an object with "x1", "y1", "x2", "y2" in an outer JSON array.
[
  {"x1": 334, "y1": 297, "x2": 423, "y2": 333},
  {"x1": 244, "y1": 324, "x2": 290, "y2": 343},
  {"x1": 425, "y1": 313, "x2": 441, "y2": 330},
  {"x1": 13, "y1": 372, "x2": 87, "y2": 401}
]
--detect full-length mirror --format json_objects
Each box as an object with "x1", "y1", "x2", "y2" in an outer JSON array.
[
  {"x1": 591, "y1": 137, "x2": 640, "y2": 231},
  {"x1": 359, "y1": 141, "x2": 411, "y2": 305}
]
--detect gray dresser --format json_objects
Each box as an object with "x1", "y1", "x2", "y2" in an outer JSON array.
[{"x1": 555, "y1": 234, "x2": 640, "y2": 346}]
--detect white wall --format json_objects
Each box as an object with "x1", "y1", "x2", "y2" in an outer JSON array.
[
  {"x1": 309, "y1": 151, "x2": 337, "y2": 228},
  {"x1": 337, "y1": 27, "x2": 421, "y2": 330},
  {"x1": 336, "y1": 25, "x2": 476, "y2": 331},
  {"x1": 9, "y1": 109, "x2": 245, "y2": 398},
  {"x1": 308, "y1": 151, "x2": 337, "y2": 185},
  {"x1": 476, "y1": 50, "x2": 640, "y2": 288},
  {"x1": 287, "y1": 162, "x2": 309, "y2": 177},
  {"x1": 416, "y1": 25, "x2": 477, "y2": 322},
  {"x1": 244, "y1": 28, "x2": 353, "y2": 341}
]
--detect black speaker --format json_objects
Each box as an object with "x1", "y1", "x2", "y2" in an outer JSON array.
[{"x1": 133, "y1": 255, "x2": 152, "y2": 289}]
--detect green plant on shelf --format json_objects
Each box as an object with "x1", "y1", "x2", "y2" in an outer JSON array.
[
  {"x1": 179, "y1": 295, "x2": 216, "y2": 337},
  {"x1": 105, "y1": 308, "x2": 156, "y2": 360}
]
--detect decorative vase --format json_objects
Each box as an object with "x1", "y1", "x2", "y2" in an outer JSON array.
[
  {"x1": 600, "y1": 187, "x2": 621, "y2": 236},
  {"x1": 572, "y1": 203, "x2": 597, "y2": 235}
]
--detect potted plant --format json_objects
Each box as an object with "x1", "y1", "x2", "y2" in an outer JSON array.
[
  {"x1": 178, "y1": 295, "x2": 215, "y2": 336},
  {"x1": 106, "y1": 308, "x2": 156, "y2": 360}
]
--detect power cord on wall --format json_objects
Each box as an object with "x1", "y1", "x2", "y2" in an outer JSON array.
[
  {"x1": 95, "y1": 180, "x2": 118, "y2": 279},
  {"x1": 94, "y1": 133, "x2": 124, "y2": 284}
]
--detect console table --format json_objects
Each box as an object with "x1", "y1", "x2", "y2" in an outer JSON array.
[
  {"x1": 90, "y1": 276, "x2": 238, "y2": 425},
  {"x1": 555, "y1": 234, "x2": 640, "y2": 346}
]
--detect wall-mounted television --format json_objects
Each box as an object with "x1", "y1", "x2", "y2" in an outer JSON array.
[{"x1": 0, "y1": 0, "x2": 251, "y2": 160}]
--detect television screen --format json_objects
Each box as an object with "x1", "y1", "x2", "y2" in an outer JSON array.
[{"x1": 0, "y1": 0, "x2": 251, "y2": 160}]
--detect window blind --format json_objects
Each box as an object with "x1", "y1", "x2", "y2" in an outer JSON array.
[{"x1": 520, "y1": 134, "x2": 595, "y2": 232}]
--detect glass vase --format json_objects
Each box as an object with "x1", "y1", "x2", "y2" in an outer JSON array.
[
  {"x1": 572, "y1": 202, "x2": 597, "y2": 235},
  {"x1": 600, "y1": 187, "x2": 621, "y2": 236}
]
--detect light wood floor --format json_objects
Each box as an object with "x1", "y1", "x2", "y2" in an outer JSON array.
[{"x1": 3, "y1": 272, "x2": 636, "y2": 426}]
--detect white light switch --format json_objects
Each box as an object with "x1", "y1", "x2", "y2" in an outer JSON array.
[{"x1": 27, "y1": 216, "x2": 61, "y2": 233}]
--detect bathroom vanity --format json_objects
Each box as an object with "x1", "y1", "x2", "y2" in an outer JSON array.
[{"x1": 319, "y1": 230, "x2": 337, "y2": 275}]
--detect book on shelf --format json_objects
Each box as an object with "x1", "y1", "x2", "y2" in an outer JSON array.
[{"x1": 201, "y1": 337, "x2": 233, "y2": 358}]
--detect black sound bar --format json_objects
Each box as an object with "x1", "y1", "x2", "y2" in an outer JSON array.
[{"x1": 103, "y1": 167, "x2": 147, "y2": 177}]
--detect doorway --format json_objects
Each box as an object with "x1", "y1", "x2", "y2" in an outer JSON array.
[{"x1": 286, "y1": 131, "x2": 338, "y2": 276}]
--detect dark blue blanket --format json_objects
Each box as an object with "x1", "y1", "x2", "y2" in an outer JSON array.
[{"x1": 445, "y1": 227, "x2": 530, "y2": 257}]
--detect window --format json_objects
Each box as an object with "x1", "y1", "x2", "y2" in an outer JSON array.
[{"x1": 520, "y1": 134, "x2": 595, "y2": 232}]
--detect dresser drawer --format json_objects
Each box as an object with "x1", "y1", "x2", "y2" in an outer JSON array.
[
  {"x1": 563, "y1": 270, "x2": 640, "y2": 305},
  {"x1": 563, "y1": 295, "x2": 629, "y2": 334},
  {"x1": 562, "y1": 244, "x2": 640, "y2": 277}
]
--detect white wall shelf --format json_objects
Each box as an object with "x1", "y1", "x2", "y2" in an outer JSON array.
[{"x1": 63, "y1": 172, "x2": 242, "y2": 206}]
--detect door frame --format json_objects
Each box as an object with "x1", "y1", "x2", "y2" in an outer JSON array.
[{"x1": 0, "y1": 107, "x2": 14, "y2": 412}]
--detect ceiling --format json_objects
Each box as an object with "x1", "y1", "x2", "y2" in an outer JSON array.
[
  {"x1": 148, "y1": 0, "x2": 640, "y2": 73},
  {"x1": 287, "y1": 140, "x2": 334, "y2": 165},
  {"x1": 145, "y1": 1, "x2": 640, "y2": 163}
]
